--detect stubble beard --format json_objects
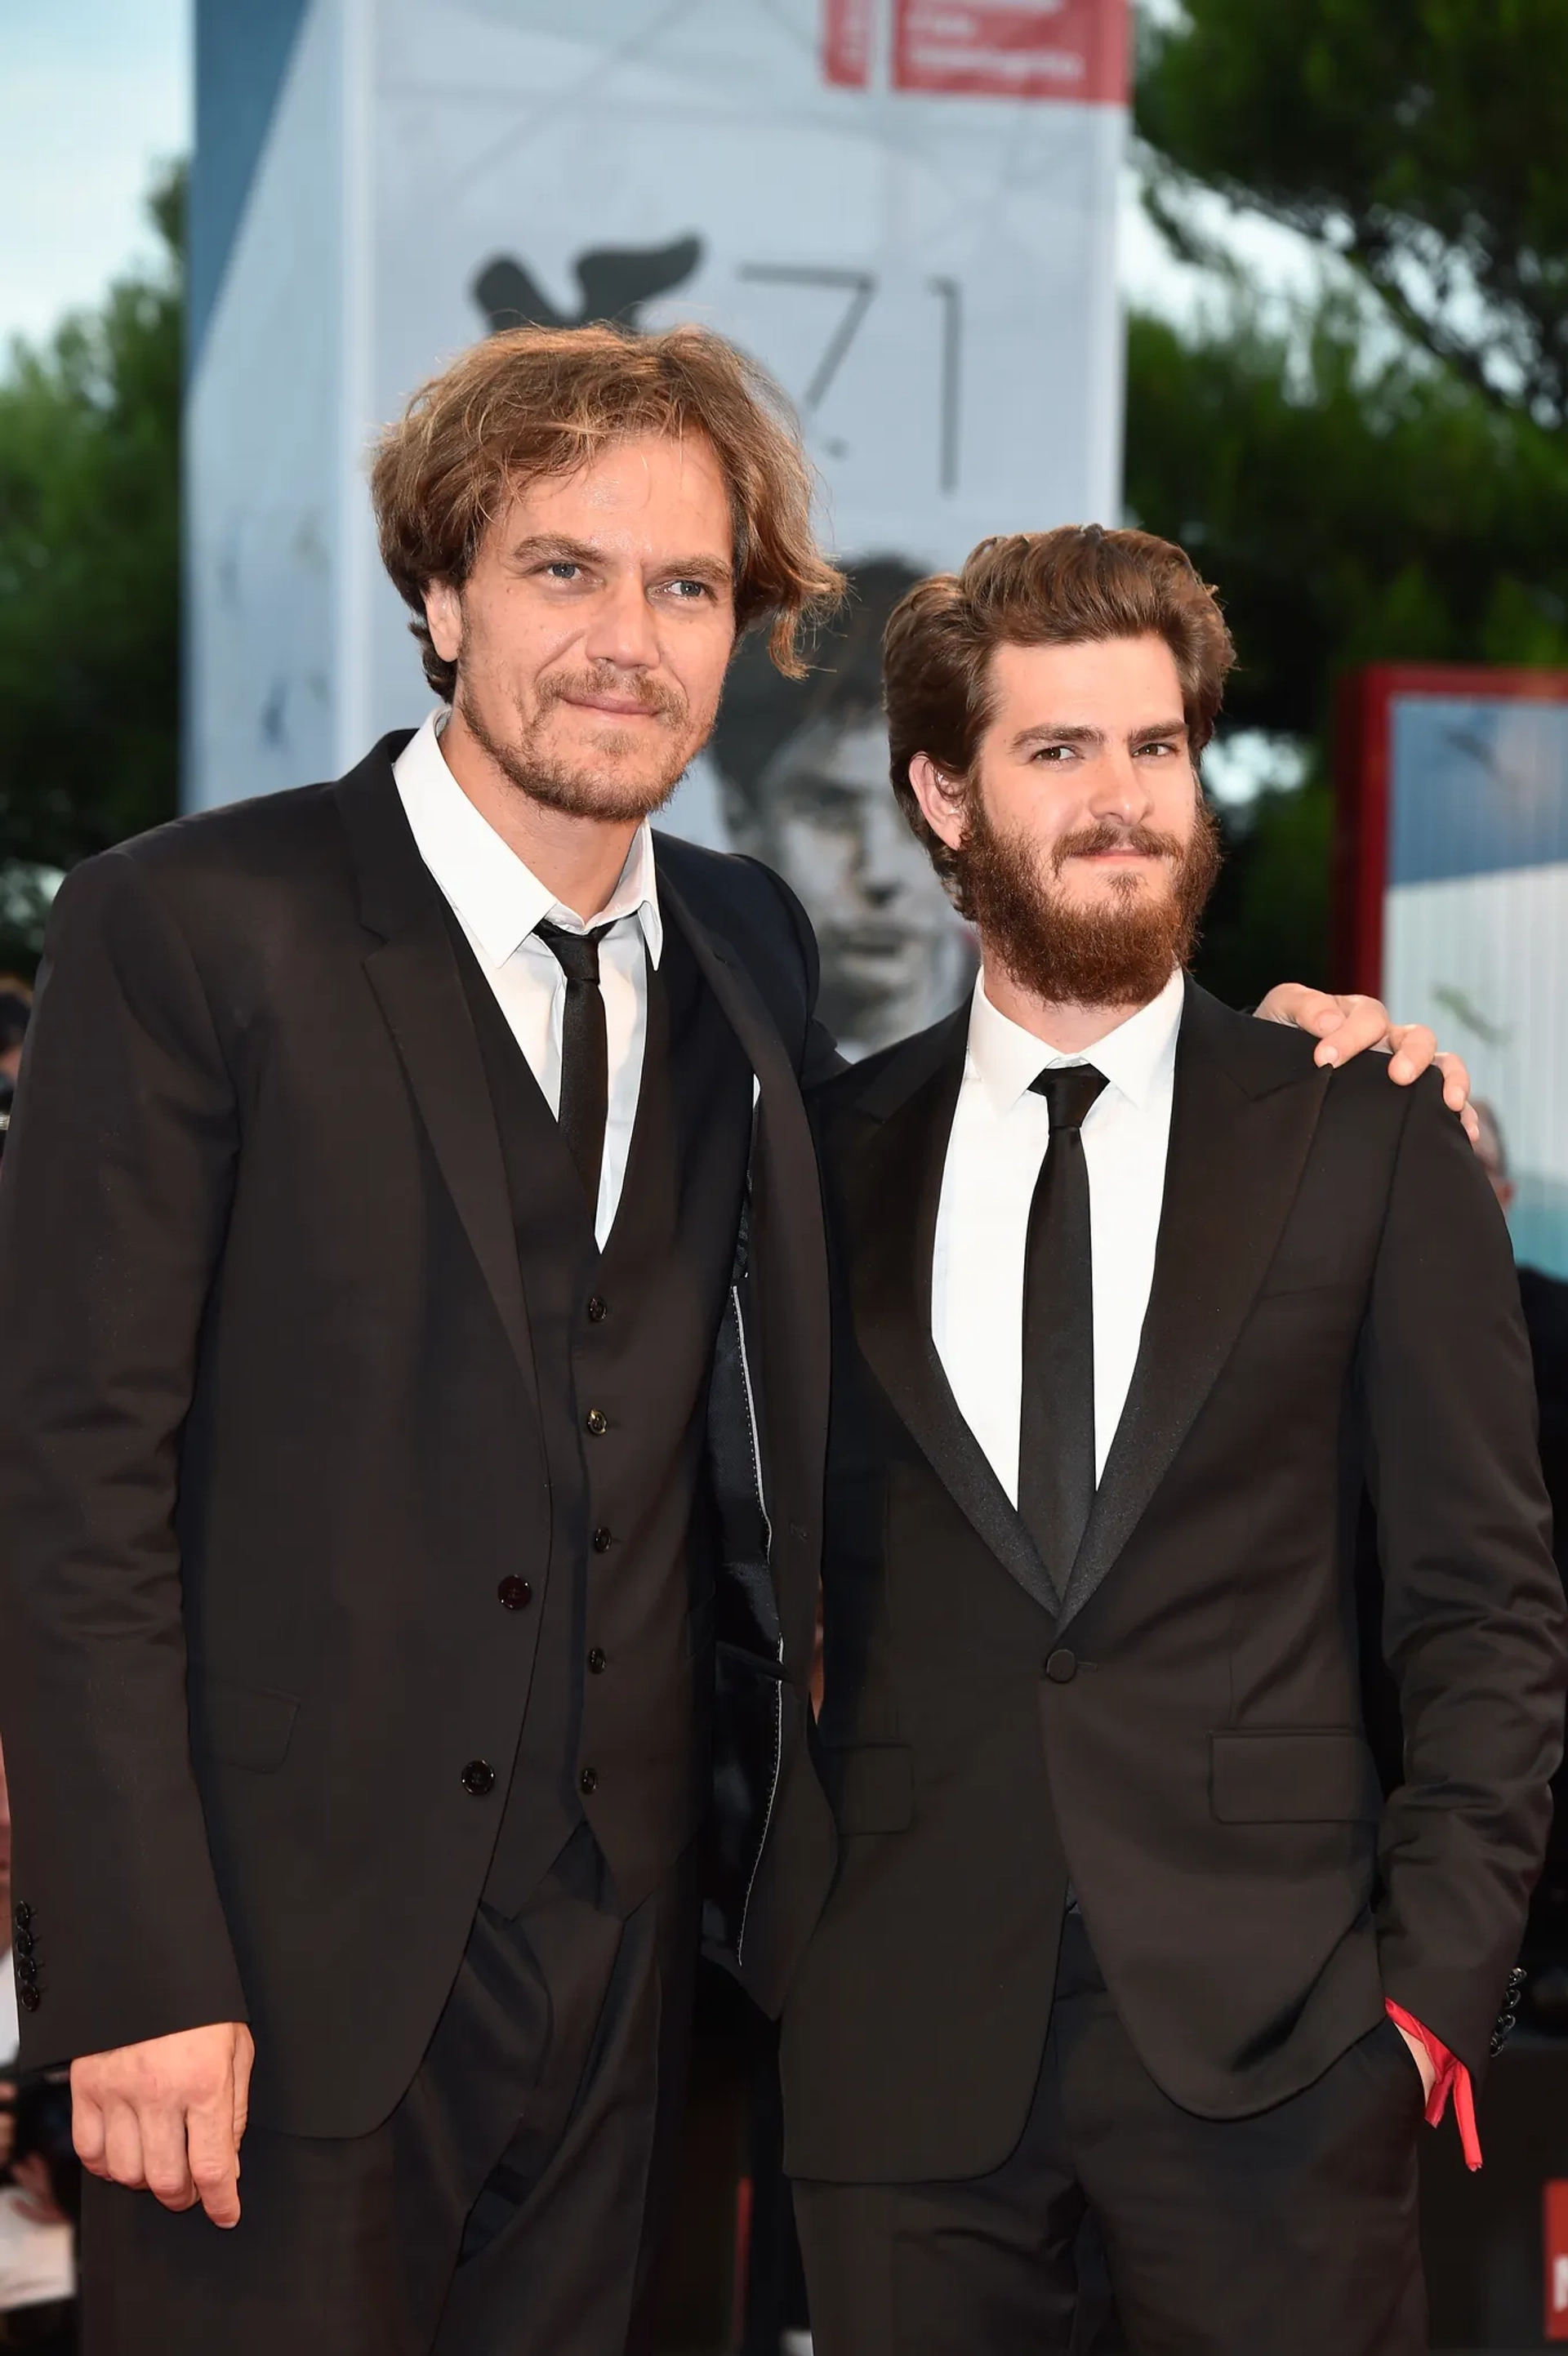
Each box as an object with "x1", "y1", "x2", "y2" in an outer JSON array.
[
  {"x1": 457, "y1": 662, "x2": 700, "y2": 826},
  {"x1": 953, "y1": 791, "x2": 1223, "y2": 1009}
]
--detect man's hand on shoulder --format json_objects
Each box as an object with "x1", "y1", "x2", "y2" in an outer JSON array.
[
  {"x1": 70, "y1": 2020, "x2": 254, "y2": 2227},
  {"x1": 1254, "y1": 984, "x2": 1477, "y2": 1142}
]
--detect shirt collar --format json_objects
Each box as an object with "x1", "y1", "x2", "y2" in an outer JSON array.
[
  {"x1": 392, "y1": 710, "x2": 663, "y2": 969},
  {"x1": 966, "y1": 964, "x2": 1185, "y2": 1120}
]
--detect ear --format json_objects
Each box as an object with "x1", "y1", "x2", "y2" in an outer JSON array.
[
  {"x1": 907, "y1": 751, "x2": 969, "y2": 854},
  {"x1": 424, "y1": 580, "x2": 463, "y2": 666}
]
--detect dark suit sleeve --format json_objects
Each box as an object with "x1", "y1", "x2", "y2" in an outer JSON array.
[
  {"x1": 0, "y1": 850, "x2": 249, "y2": 2065},
  {"x1": 1361, "y1": 1073, "x2": 1567, "y2": 2070},
  {"x1": 736, "y1": 856, "x2": 847, "y2": 1091}
]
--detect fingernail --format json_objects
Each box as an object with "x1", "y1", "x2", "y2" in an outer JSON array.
[{"x1": 1319, "y1": 1044, "x2": 1339, "y2": 1066}]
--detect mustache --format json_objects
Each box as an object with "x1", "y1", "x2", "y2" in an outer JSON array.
[
  {"x1": 536, "y1": 663, "x2": 685, "y2": 725},
  {"x1": 1050, "y1": 820, "x2": 1189, "y2": 875}
]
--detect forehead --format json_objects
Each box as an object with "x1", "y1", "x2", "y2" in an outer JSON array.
[
  {"x1": 768, "y1": 711, "x2": 888, "y2": 799},
  {"x1": 984, "y1": 634, "x2": 1184, "y2": 728},
  {"x1": 494, "y1": 429, "x2": 733, "y2": 554}
]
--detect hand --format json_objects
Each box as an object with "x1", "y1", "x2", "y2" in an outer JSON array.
[
  {"x1": 9, "y1": 2150, "x2": 69, "y2": 2228},
  {"x1": 1393, "y1": 2018, "x2": 1437, "y2": 2102},
  {"x1": 1254, "y1": 986, "x2": 1477, "y2": 1143},
  {"x1": 71, "y1": 2020, "x2": 254, "y2": 2227}
]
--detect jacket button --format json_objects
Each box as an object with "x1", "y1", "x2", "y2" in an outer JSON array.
[
  {"x1": 1045, "y1": 1648, "x2": 1077, "y2": 1685},
  {"x1": 461, "y1": 1759, "x2": 496, "y2": 1797},
  {"x1": 579, "y1": 1766, "x2": 599, "y2": 1795},
  {"x1": 592, "y1": 1526, "x2": 612, "y2": 1554},
  {"x1": 13, "y1": 1903, "x2": 30, "y2": 1931},
  {"x1": 18, "y1": 1984, "x2": 39, "y2": 2013},
  {"x1": 587, "y1": 1647, "x2": 607, "y2": 1675},
  {"x1": 497, "y1": 1575, "x2": 532, "y2": 1610},
  {"x1": 586, "y1": 1295, "x2": 608, "y2": 1323},
  {"x1": 15, "y1": 1956, "x2": 37, "y2": 1986},
  {"x1": 12, "y1": 1929, "x2": 33, "y2": 1957},
  {"x1": 585, "y1": 1408, "x2": 608, "y2": 1436}
]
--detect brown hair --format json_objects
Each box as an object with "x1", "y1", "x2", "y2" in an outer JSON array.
[
  {"x1": 884, "y1": 525, "x2": 1236, "y2": 889},
  {"x1": 371, "y1": 322, "x2": 844, "y2": 697}
]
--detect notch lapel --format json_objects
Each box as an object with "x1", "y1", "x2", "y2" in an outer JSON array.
[
  {"x1": 844, "y1": 1017, "x2": 1060, "y2": 1620},
  {"x1": 1054, "y1": 985, "x2": 1331, "y2": 1632},
  {"x1": 658, "y1": 870, "x2": 832, "y2": 1678},
  {"x1": 335, "y1": 746, "x2": 539, "y2": 1415}
]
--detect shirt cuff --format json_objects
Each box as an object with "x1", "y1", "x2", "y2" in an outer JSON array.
[{"x1": 1385, "y1": 1999, "x2": 1481, "y2": 2171}]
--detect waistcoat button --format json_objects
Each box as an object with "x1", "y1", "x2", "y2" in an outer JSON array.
[
  {"x1": 1045, "y1": 1649, "x2": 1077, "y2": 1684},
  {"x1": 461, "y1": 1759, "x2": 496, "y2": 1797},
  {"x1": 12, "y1": 1930, "x2": 33, "y2": 1958},
  {"x1": 586, "y1": 1408, "x2": 608, "y2": 1437},
  {"x1": 15, "y1": 1955, "x2": 37, "y2": 1984},
  {"x1": 592, "y1": 1526, "x2": 612, "y2": 1554},
  {"x1": 587, "y1": 1647, "x2": 607, "y2": 1675},
  {"x1": 18, "y1": 1984, "x2": 39, "y2": 2013},
  {"x1": 579, "y1": 1766, "x2": 599, "y2": 1795},
  {"x1": 13, "y1": 1904, "x2": 31, "y2": 1931},
  {"x1": 586, "y1": 1295, "x2": 608, "y2": 1323},
  {"x1": 497, "y1": 1576, "x2": 532, "y2": 1610}
]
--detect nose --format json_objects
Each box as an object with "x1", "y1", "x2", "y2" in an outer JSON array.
[
  {"x1": 1088, "y1": 746, "x2": 1152, "y2": 826},
  {"x1": 858, "y1": 798, "x2": 913, "y2": 901},
  {"x1": 583, "y1": 571, "x2": 661, "y2": 674}
]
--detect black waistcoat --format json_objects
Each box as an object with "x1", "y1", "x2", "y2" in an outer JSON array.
[{"x1": 447, "y1": 907, "x2": 753, "y2": 1917}]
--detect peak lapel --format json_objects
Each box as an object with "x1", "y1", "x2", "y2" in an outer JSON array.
[
  {"x1": 845, "y1": 1017, "x2": 1059, "y2": 1621},
  {"x1": 334, "y1": 750, "x2": 539, "y2": 1415},
  {"x1": 1054, "y1": 986, "x2": 1330, "y2": 1632}
]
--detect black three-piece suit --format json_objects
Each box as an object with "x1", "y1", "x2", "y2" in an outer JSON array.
[
  {"x1": 785, "y1": 985, "x2": 1566, "y2": 2355},
  {"x1": 0, "y1": 736, "x2": 838, "y2": 2350}
]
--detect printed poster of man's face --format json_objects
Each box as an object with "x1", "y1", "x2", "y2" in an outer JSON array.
[{"x1": 710, "y1": 559, "x2": 978, "y2": 1061}]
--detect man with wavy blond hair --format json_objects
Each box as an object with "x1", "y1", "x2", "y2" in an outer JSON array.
[{"x1": 0, "y1": 326, "x2": 1462, "y2": 2353}]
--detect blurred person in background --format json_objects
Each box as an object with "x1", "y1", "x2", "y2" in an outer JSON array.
[
  {"x1": 710, "y1": 559, "x2": 974, "y2": 1058},
  {"x1": 0, "y1": 318, "x2": 1464, "y2": 2356},
  {"x1": 0, "y1": 989, "x2": 30, "y2": 1148},
  {"x1": 1471, "y1": 1102, "x2": 1568, "y2": 1992},
  {"x1": 0, "y1": 1741, "x2": 75, "y2": 2349}
]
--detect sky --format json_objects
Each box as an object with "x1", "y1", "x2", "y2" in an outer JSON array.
[{"x1": 0, "y1": 0, "x2": 1323, "y2": 355}]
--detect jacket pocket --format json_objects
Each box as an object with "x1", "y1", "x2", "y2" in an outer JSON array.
[
  {"x1": 1209, "y1": 1730, "x2": 1381, "y2": 1824},
  {"x1": 823, "y1": 1744, "x2": 914, "y2": 1835},
  {"x1": 188, "y1": 1669, "x2": 301, "y2": 1773}
]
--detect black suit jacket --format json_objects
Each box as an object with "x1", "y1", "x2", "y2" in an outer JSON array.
[
  {"x1": 0, "y1": 736, "x2": 837, "y2": 2136},
  {"x1": 782, "y1": 982, "x2": 1566, "y2": 2182}
]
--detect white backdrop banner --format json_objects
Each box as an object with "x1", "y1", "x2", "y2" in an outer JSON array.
[{"x1": 189, "y1": 0, "x2": 1128, "y2": 1047}]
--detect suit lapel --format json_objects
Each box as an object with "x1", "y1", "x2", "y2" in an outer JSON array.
[
  {"x1": 845, "y1": 1015, "x2": 1060, "y2": 1619},
  {"x1": 1054, "y1": 983, "x2": 1332, "y2": 1632},
  {"x1": 335, "y1": 743, "x2": 539, "y2": 1414},
  {"x1": 658, "y1": 866, "x2": 832, "y2": 1679}
]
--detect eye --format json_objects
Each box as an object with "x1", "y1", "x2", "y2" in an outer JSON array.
[
  {"x1": 539, "y1": 560, "x2": 581, "y2": 581},
  {"x1": 664, "y1": 577, "x2": 715, "y2": 601},
  {"x1": 1029, "y1": 743, "x2": 1075, "y2": 764}
]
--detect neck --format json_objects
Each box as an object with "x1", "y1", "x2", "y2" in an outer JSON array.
[
  {"x1": 980, "y1": 957, "x2": 1176, "y2": 1054},
  {"x1": 437, "y1": 706, "x2": 641, "y2": 922}
]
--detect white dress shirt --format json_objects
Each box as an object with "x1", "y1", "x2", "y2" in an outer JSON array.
[
  {"x1": 393, "y1": 711, "x2": 662, "y2": 1249},
  {"x1": 931, "y1": 967, "x2": 1185, "y2": 1500}
]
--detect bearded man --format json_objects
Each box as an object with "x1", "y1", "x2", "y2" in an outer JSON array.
[
  {"x1": 0, "y1": 331, "x2": 1468, "y2": 2356},
  {"x1": 784, "y1": 526, "x2": 1567, "y2": 2356}
]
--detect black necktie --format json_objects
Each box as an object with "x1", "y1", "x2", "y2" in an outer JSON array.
[
  {"x1": 1018, "y1": 1064, "x2": 1108, "y2": 1592},
  {"x1": 536, "y1": 920, "x2": 616, "y2": 1209}
]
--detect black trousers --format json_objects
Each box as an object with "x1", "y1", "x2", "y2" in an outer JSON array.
[
  {"x1": 81, "y1": 1827, "x2": 699, "y2": 2356},
  {"x1": 794, "y1": 1912, "x2": 1428, "y2": 2356}
]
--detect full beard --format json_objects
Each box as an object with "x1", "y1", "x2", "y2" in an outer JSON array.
[
  {"x1": 457, "y1": 662, "x2": 696, "y2": 824},
  {"x1": 953, "y1": 795, "x2": 1223, "y2": 1009}
]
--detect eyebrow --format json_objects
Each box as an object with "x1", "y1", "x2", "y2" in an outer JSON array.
[
  {"x1": 1008, "y1": 716, "x2": 1189, "y2": 754},
  {"x1": 506, "y1": 532, "x2": 733, "y2": 589}
]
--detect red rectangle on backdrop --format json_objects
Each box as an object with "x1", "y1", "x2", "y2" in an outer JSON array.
[
  {"x1": 893, "y1": 0, "x2": 1128, "y2": 103},
  {"x1": 823, "y1": 0, "x2": 875, "y2": 86},
  {"x1": 1546, "y1": 2180, "x2": 1568, "y2": 2339}
]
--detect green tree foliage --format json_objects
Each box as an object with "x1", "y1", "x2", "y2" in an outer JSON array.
[
  {"x1": 0, "y1": 165, "x2": 182, "y2": 954},
  {"x1": 1136, "y1": 0, "x2": 1568, "y2": 425},
  {"x1": 1131, "y1": 1, "x2": 1568, "y2": 999}
]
